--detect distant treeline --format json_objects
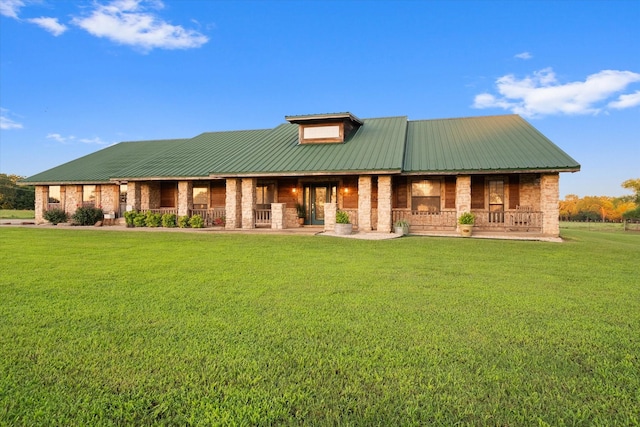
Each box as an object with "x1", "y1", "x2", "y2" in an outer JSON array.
[
  {"x1": 0, "y1": 174, "x2": 35, "y2": 210},
  {"x1": 560, "y1": 178, "x2": 640, "y2": 222}
]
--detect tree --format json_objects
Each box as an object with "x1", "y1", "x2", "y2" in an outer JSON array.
[
  {"x1": 0, "y1": 174, "x2": 35, "y2": 210},
  {"x1": 622, "y1": 178, "x2": 640, "y2": 204}
]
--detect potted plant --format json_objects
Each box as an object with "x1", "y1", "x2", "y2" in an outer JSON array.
[
  {"x1": 394, "y1": 219, "x2": 410, "y2": 235},
  {"x1": 295, "y1": 203, "x2": 306, "y2": 226},
  {"x1": 335, "y1": 209, "x2": 353, "y2": 235},
  {"x1": 458, "y1": 212, "x2": 475, "y2": 237}
]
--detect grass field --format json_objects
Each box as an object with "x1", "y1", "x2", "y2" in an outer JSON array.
[
  {"x1": 1, "y1": 228, "x2": 638, "y2": 426},
  {"x1": 0, "y1": 210, "x2": 34, "y2": 219}
]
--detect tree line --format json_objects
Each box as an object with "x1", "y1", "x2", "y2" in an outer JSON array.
[
  {"x1": 0, "y1": 174, "x2": 35, "y2": 210},
  {"x1": 560, "y1": 179, "x2": 640, "y2": 222}
]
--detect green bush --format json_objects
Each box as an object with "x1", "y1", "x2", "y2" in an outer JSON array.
[
  {"x1": 124, "y1": 210, "x2": 137, "y2": 227},
  {"x1": 133, "y1": 212, "x2": 147, "y2": 227},
  {"x1": 336, "y1": 209, "x2": 350, "y2": 224},
  {"x1": 162, "y1": 213, "x2": 177, "y2": 228},
  {"x1": 189, "y1": 214, "x2": 204, "y2": 228},
  {"x1": 72, "y1": 206, "x2": 103, "y2": 226},
  {"x1": 43, "y1": 208, "x2": 68, "y2": 225},
  {"x1": 178, "y1": 215, "x2": 190, "y2": 228},
  {"x1": 145, "y1": 211, "x2": 162, "y2": 228}
]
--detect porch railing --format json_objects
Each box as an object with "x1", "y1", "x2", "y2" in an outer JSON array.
[
  {"x1": 146, "y1": 208, "x2": 178, "y2": 215},
  {"x1": 191, "y1": 208, "x2": 225, "y2": 226},
  {"x1": 341, "y1": 209, "x2": 359, "y2": 226},
  {"x1": 47, "y1": 203, "x2": 61, "y2": 211},
  {"x1": 392, "y1": 209, "x2": 457, "y2": 230},
  {"x1": 255, "y1": 209, "x2": 271, "y2": 227},
  {"x1": 473, "y1": 209, "x2": 542, "y2": 232}
]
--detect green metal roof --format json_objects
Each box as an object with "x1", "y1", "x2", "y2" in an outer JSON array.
[
  {"x1": 20, "y1": 114, "x2": 579, "y2": 185},
  {"x1": 20, "y1": 139, "x2": 187, "y2": 184},
  {"x1": 404, "y1": 115, "x2": 580, "y2": 174}
]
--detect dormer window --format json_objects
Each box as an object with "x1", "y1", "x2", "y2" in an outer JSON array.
[{"x1": 286, "y1": 112, "x2": 363, "y2": 144}]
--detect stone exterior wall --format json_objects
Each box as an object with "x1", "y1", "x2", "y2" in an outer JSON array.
[
  {"x1": 225, "y1": 178, "x2": 242, "y2": 229},
  {"x1": 271, "y1": 203, "x2": 285, "y2": 229},
  {"x1": 100, "y1": 184, "x2": 119, "y2": 214},
  {"x1": 35, "y1": 186, "x2": 46, "y2": 223},
  {"x1": 540, "y1": 173, "x2": 560, "y2": 236},
  {"x1": 358, "y1": 176, "x2": 372, "y2": 231},
  {"x1": 178, "y1": 181, "x2": 193, "y2": 217},
  {"x1": 142, "y1": 182, "x2": 161, "y2": 210},
  {"x1": 64, "y1": 185, "x2": 82, "y2": 214},
  {"x1": 377, "y1": 176, "x2": 392, "y2": 233},
  {"x1": 519, "y1": 174, "x2": 541, "y2": 210},
  {"x1": 455, "y1": 175, "x2": 471, "y2": 215},
  {"x1": 324, "y1": 202, "x2": 336, "y2": 231},
  {"x1": 127, "y1": 182, "x2": 141, "y2": 211},
  {"x1": 241, "y1": 178, "x2": 256, "y2": 229}
]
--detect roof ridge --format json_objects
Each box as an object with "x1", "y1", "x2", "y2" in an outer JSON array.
[{"x1": 409, "y1": 114, "x2": 519, "y2": 123}]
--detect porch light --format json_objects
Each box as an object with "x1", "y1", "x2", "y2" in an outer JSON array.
[
  {"x1": 292, "y1": 187, "x2": 297, "y2": 194},
  {"x1": 343, "y1": 187, "x2": 349, "y2": 194}
]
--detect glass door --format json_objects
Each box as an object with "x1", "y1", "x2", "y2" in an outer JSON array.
[{"x1": 304, "y1": 184, "x2": 335, "y2": 225}]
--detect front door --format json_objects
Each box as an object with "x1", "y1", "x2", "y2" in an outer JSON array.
[{"x1": 304, "y1": 184, "x2": 335, "y2": 225}]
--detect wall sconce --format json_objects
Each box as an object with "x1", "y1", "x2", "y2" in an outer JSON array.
[
  {"x1": 292, "y1": 187, "x2": 297, "y2": 194},
  {"x1": 343, "y1": 187, "x2": 349, "y2": 194}
]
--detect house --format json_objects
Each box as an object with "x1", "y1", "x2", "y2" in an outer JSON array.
[{"x1": 20, "y1": 113, "x2": 580, "y2": 236}]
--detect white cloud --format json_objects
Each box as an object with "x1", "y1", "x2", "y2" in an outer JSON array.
[
  {"x1": 27, "y1": 16, "x2": 68, "y2": 36},
  {"x1": 72, "y1": 0, "x2": 209, "y2": 51},
  {"x1": 47, "y1": 133, "x2": 74, "y2": 144},
  {"x1": 473, "y1": 68, "x2": 640, "y2": 117},
  {"x1": 0, "y1": 0, "x2": 24, "y2": 19},
  {"x1": 79, "y1": 137, "x2": 108, "y2": 145},
  {"x1": 0, "y1": 108, "x2": 24, "y2": 130},
  {"x1": 608, "y1": 90, "x2": 640, "y2": 109},
  {"x1": 514, "y1": 52, "x2": 532, "y2": 60}
]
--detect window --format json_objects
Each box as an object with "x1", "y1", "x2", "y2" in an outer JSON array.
[
  {"x1": 48, "y1": 186, "x2": 61, "y2": 203},
  {"x1": 119, "y1": 184, "x2": 127, "y2": 204},
  {"x1": 489, "y1": 180, "x2": 504, "y2": 222},
  {"x1": 193, "y1": 185, "x2": 209, "y2": 209},
  {"x1": 83, "y1": 185, "x2": 96, "y2": 207},
  {"x1": 411, "y1": 180, "x2": 440, "y2": 212},
  {"x1": 160, "y1": 182, "x2": 177, "y2": 208},
  {"x1": 256, "y1": 183, "x2": 275, "y2": 209}
]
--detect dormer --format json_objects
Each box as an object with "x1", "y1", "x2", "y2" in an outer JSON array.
[{"x1": 285, "y1": 112, "x2": 363, "y2": 144}]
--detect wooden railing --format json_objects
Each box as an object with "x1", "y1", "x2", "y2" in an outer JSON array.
[
  {"x1": 392, "y1": 209, "x2": 457, "y2": 230},
  {"x1": 146, "y1": 208, "x2": 178, "y2": 215},
  {"x1": 47, "y1": 203, "x2": 62, "y2": 211},
  {"x1": 255, "y1": 209, "x2": 271, "y2": 227},
  {"x1": 341, "y1": 209, "x2": 359, "y2": 226},
  {"x1": 191, "y1": 208, "x2": 225, "y2": 226},
  {"x1": 473, "y1": 209, "x2": 542, "y2": 231}
]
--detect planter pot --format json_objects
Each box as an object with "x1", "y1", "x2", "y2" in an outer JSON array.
[
  {"x1": 297, "y1": 217, "x2": 305, "y2": 226},
  {"x1": 395, "y1": 225, "x2": 409, "y2": 235},
  {"x1": 459, "y1": 224, "x2": 474, "y2": 237},
  {"x1": 334, "y1": 223, "x2": 353, "y2": 235}
]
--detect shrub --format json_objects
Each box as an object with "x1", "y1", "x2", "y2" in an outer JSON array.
[
  {"x1": 178, "y1": 215, "x2": 190, "y2": 228},
  {"x1": 189, "y1": 214, "x2": 204, "y2": 228},
  {"x1": 162, "y1": 213, "x2": 177, "y2": 228},
  {"x1": 133, "y1": 212, "x2": 147, "y2": 227},
  {"x1": 336, "y1": 210, "x2": 350, "y2": 224},
  {"x1": 145, "y1": 211, "x2": 162, "y2": 228},
  {"x1": 124, "y1": 210, "x2": 137, "y2": 227},
  {"x1": 72, "y1": 206, "x2": 103, "y2": 226},
  {"x1": 458, "y1": 212, "x2": 475, "y2": 225},
  {"x1": 43, "y1": 208, "x2": 68, "y2": 225},
  {"x1": 213, "y1": 216, "x2": 225, "y2": 226}
]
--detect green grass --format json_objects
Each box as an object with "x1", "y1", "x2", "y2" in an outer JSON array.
[
  {"x1": 0, "y1": 209, "x2": 34, "y2": 219},
  {"x1": 1, "y1": 228, "x2": 638, "y2": 426}
]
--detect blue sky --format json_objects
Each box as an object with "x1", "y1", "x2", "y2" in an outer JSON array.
[{"x1": 1, "y1": 0, "x2": 638, "y2": 198}]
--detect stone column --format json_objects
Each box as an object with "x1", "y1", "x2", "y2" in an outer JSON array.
[
  {"x1": 271, "y1": 203, "x2": 286, "y2": 230},
  {"x1": 65, "y1": 185, "x2": 82, "y2": 213},
  {"x1": 455, "y1": 175, "x2": 471, "y2": 231},
  {"x1": 377, "y1": 176, "x2": 392, "y2": 233},
  {"x1": 178, "y1": 181, "x2": 193, "y2": 217},
  {"x1": 225, "y1": 178, "x2": 242, "y2": 229},
  {"x1": 324, "y1": 202, "x2": 336, "y2": 232},
  {"x1": 241, "y1": 178, "x2": 257, "y2": 229},
  {"x1": 540, "y1": 173, "x2": 560, "y2": 236},
  {"x1": 100, "y1": 184, "x2": 119, "y2": 215},
  {"x1": 35, "y1": 186, "x2": 47, "y2": 224},
  {"x1": 127, "y1": 182, "x2": 141, "y2": 211},
  {"x1": 358, "y1": 176, "x2": 372, "y2": 231}
]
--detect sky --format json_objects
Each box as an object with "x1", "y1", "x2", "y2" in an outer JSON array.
[{"x1": 1, "y1": 0, "x2": 638, "y2": 198}]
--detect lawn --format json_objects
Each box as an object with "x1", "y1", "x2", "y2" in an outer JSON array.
[
  {"x1": 0, "y1": 210, "x2": 34, "y2": 220},
  {"x1": 0, "y1": 228, "x2": 638, "y2": 426}
]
